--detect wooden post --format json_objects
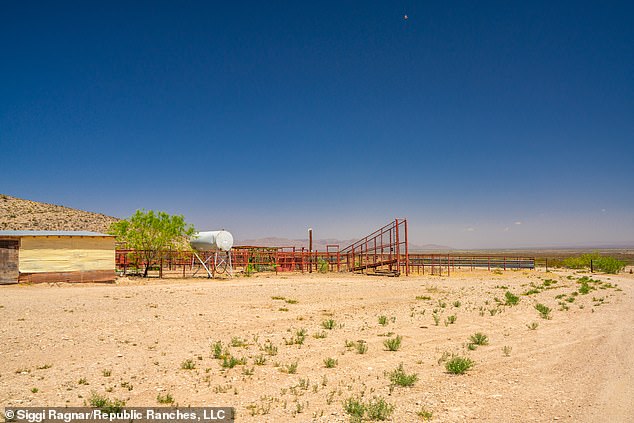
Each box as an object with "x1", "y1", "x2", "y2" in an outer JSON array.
[{"x1": 590, "y1": 259, "x2": 593, "y2": 273}]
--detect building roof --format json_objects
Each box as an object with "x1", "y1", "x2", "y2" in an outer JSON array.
[{"x1": 0, "y1": 230, "x2": 113, "y2": 237}]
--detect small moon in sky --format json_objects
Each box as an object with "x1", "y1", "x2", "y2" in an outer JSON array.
[{"x1": 404, "y1": 14, "x2": 408, "y2": 20}]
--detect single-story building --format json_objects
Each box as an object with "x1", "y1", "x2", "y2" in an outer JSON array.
[{"x1": 0, "y1": 231, "x2": 116, "y2": 284}]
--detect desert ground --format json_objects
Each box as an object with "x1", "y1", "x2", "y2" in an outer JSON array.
[{"x1": 1, "y1": 269, "x2": 633, "y2": 422}]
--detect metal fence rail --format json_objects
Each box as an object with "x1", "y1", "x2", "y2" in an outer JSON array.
[
  {"x1": 407, "y1": 254, "x2": 535, "y2": 276},
  {"x1": 114, "y1": 218, "x2": 537, "y2": 278},
  {"x1": 115, "y1": 250, "x2": 534, "y2": 277}
]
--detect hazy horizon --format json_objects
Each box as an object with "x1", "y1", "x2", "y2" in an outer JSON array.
[{"x1": 1, "y1": 2, "x2": 632, "y2": 249}]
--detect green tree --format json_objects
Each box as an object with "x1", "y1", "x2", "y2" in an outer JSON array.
[{"x1": 109, "y1": 210, "x2": 195, "y2": 277}]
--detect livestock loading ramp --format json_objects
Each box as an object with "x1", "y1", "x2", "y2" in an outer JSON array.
[{"x1": 340, "y1": 219, "x2": 409, "y2": 276}]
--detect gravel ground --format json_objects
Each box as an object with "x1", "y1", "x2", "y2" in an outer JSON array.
[{"x1": 1, "y1": 269, "x2": 632, "y2": 422}]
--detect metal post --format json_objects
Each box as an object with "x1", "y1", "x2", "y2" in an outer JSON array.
[
  {"x1": 363, "y1": 239, "x2": 367, "y2": 272},
  {"x1": 395, "y1": 219, "x2": 400, "y2": 275},
  {"x1": 308, "y1": 228, "x2": 313, "y2": 274},
  {"x1": 404, "y1": 219, "x2": 409, "y2": 276},
  {"x1": 388, "y1": 228, "x2": 394, "y2": 272},
  {"x1": 301, "y1": 247, "x2": 305, "y2": 273},
  {"x1": 447, "y1": 254, "x2": 450, "y2": 276}
]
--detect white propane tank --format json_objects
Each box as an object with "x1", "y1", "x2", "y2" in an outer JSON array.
[{"x1": 190, "y1": 230, "x2": 234, "y2": 251}]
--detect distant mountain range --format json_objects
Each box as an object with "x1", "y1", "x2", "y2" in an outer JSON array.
[{"x1": 4, "y1": 194, "x2": 628, "y2": 252}]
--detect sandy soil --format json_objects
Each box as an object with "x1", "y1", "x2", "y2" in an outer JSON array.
[{"x1": 1, "y1": 269, "x2": 632, "y2": 422}]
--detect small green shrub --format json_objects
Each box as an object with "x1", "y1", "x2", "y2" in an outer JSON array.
[
  {"x1": 324, "y1": 357, "x2": 338, "y2": 368},
  {"x1": 378, "y1": 315, "x2": 388, "y2": 326},
  {"x1": 263, "y1": 341, "x2": 278, "y2": 356},
  {"x1": 417, "y1": 407, "x2": 433, "y2": 420},
  {"x1": 344, "y1": 396, "x2": 394, "y2": 421},
  {"x1": 343, "y1": 397, "x2": 365, "y2": 419},
  {"x1": 283, "y1": 361, "x2": 298, "y2": 374},
  {"x1": 578, "y1": 281, "x2": 591, "y2": 295},
  {"x1": 221, "y1": 355, "x2": 245, "y2": 369},
  {"x1": 469, "y1": 332, "x2": 488, "y2": 346},
  {"x1": 445, "y1": 356, "x2": 474, "y2": 374},
  {"x1": 388, "y1": 363, "x2": 418, "y2": 387},
  {"x1": 181, "y1": 359, "x2": 196, "y2": 370},
  {"x1": 313, "y1": 331, "x2": 327, "y2": 339},
  {"x1": 355, "y1": 340, "x2": 368, "y2": 354},
  {"x1": 535, "y1": 303, "x2": 552, "y2": 319},
  {"x1": 88, "y1": 392, "x2": 125, "y2": 413},
  {"x1": 156, "y1": 393, "x2": 174, "y2": 404},
  {"x1": 504, "y1": 291, "x2": 520, "y2": 306},
  {"x1": 594, "y1": 257, "x2": 625, "y2": 274},
  {"x1": 318, "y1": 258, "x2": 329, "y2": 273},
  {"x1": 230, "y1": 337, "x2": 247, "y2": 347},
  {"x1": 561, "y1": 253, "x2": 599, "y2": 269},
  {"x1": 384, "y1": 335, "x2": 402, "y2": 351},
  {"x1": 322, "y1": 319, "x2": 336, "y2": 330},
  {"x1": 366, "y1": 397, "x2": 394, "y2": 420},
  {"x1": 212, "y1": 341, "x2": 225, "y2": 359}
]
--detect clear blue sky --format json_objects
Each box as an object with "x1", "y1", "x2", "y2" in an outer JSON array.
[{"x1": 1, "y1": 1, "x2": 633, "y2": 248}]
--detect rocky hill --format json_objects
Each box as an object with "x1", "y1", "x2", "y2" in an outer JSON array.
[{"x1": 0, "y1": 194, "x2": 119, "y2": 233}]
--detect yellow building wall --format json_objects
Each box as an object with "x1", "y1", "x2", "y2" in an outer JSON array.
[{"x1": 19, "y1": 236, "x2": 115, "y2": 273}]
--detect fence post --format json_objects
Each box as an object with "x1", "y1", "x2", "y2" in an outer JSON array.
[
  {"x1": 404, "y1": 219, "x2": 409, "y2": 276},
  {"x1": 447, "y1": 254, "x2": 450, "y2": 276},
  {"x1": 395, "y1": 219, "x2": 400, "y2": 275}
]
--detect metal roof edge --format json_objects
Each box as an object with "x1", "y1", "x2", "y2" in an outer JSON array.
[{"x1": 0, "y1": 230, "x2": 114, "y2": 237}]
